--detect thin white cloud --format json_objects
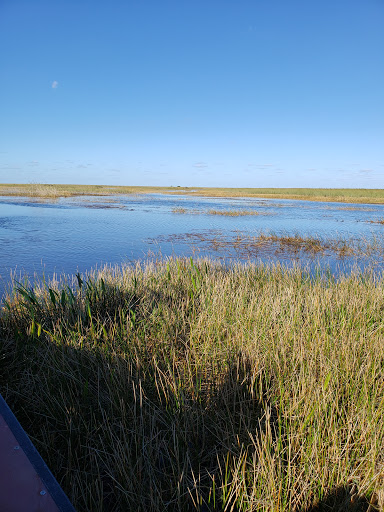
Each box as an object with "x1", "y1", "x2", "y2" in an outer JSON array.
[
  {"x1": 193, "y1": 162, "x2": 208, "y2": 168},
  {"x1": 52, "y1": 80, "x2": 58, "y2": 89},
  {"x1": 248, "y1": 163, "x2": 277, "y2": 170}
]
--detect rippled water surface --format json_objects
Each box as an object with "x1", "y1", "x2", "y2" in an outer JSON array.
[{"x1": 1, "y1": 193, "x2": 384, "y2": 297}]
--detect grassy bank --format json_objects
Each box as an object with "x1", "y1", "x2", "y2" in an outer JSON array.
[
  {"x1": 0, "y1": 183, "x2": 166, "y2": 198},
  {"x1": 1, "y1": 258, "x2": 383, "y2": 511},
  {"x1": 1, "y1": 183, "x2": 384, "y2": 204},
  {"x1": 188, "y1": 187, "x2": 384, "y2": 204}
]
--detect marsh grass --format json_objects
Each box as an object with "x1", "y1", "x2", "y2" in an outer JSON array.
[
  {"x1": 25, "y1": 183, "x2": 68, "y2": 198},
  {"x1": 188, "y1": 188, "x2": 384, "y2": 204},
  {"x1": 207, "y1": 209, "x2": 261, "y2": 216},
  {"x1": 172, "y1": 208, "x2": 264, "y2": 216},
  {"x1": 333, "y1": 206, "x2": 376, "y2": 211},
  {"x1": 0, "y1": 184, "x2": 167, "y2": 198},
  {"x1": 1, "y1": 258, "x2": 384, "y2": 511},
  {"x1": 1, "y1": 184, "x2": 384, "y2": 204}
]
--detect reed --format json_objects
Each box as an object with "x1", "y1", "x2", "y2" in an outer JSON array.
[
  {"x1": 26, "y1": 183, "x2": 67, "y2": 198},
  {"x1": 1, "y1": 258, "x2": 383, "y2": 511}
]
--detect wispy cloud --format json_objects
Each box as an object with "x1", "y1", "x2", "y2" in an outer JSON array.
[
  {"x1": 193, "y1": 162, "x2": 208, "y2": 168},
  {"x1": 247, "y1": 163, "x2": 276, "y2": 170},
  {"x1": 52, "y1": 80, "x2": 58, "y2": 89}
]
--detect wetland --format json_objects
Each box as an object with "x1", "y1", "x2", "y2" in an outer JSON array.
[
  {"x1": 1, "y1": 191, "x2": 384, "y2": 297},
  {"x1": 1, "y1": 189, "x2": 384, "y2": 511}
]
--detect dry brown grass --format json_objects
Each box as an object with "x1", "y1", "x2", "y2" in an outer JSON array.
[
  {"x1": 25, "y1": 184, "x2": 70, "y2": 198},
  {"x1": 183, "y1": 187, "x2": 384, "y2": 204},
  {"x1": 1, "y1": 258, "x2": 384, "y2": 511},
  {"x1": 0, "y1": 184, "x2": 167, "y2": 198}
]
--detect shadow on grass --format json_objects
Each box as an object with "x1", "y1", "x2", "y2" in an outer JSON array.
[
  {"x1": 0, "y1": 328, "x2": 274, "y2": 511},
  {"x1": 301, "y1": 484, "x2": 378, "y2": 512},
  {"x1": 0, "y1": 280, "x2": 380, "y2": 512}
]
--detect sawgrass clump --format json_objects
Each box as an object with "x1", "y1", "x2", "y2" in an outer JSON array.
[
  {"x1": 206, "y1": 209, "x2": 261, "y2": 216},
  {"x1": 1, "y1": 258, "x2": 384, "y2": 511},
  {"x1": 26, "y1": 183, "x2": 68, "y2": 198},
  {"x1": 172, "y1": 208, "x2": 263, "y2": 216}
]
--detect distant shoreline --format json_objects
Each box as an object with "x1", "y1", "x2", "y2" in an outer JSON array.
[{"x1": 1, "y1": 183, "x2": 384, "y2": 204}]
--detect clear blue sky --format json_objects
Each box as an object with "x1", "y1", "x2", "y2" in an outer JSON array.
[{"x1": 0, "y1": 0, "x2": 383, "y2": 188}]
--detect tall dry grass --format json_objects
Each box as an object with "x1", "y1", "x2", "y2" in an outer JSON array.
[{"x1": 1, "y1": 258, "x2": 383, "y2": 511}]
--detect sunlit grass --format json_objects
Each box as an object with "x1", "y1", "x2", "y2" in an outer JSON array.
[
  {"x1": 0, "y1": 183, "x2": 166, "y2": 198},
  {"x1": 190, "y1": 187, "x2": 384, "y2": 204},
  {"x1": 1, "y1": 257, "x2": 384, "y2": 511}
]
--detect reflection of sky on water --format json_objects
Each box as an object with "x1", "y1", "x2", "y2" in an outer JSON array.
[{"x1": 0, "y1": 194, "x2": 384, "y2": 298}]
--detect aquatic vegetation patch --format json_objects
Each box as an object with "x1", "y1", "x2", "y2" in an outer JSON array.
[
  {"x1": 172, "y1": 206, "x2": 189, "y2": 213},
  {"x1": 172, "y1": 207, "x2": 266, "y2": 216},
  {"x1": 153, "y1": 230, "x2": 380, "y2": 261},
  {"x1": 206, "y1": 209, "x2": 262, "y2": 216},
  {"x1": 334, "y1": 206, "x2": 376, "y2": 211}
]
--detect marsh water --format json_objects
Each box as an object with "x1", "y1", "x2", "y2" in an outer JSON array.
[{"x1": 1, "y1": 193, "x2": 384, "y2": 298}]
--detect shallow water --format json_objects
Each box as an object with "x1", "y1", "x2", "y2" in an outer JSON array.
[{"x1": 1, "y1": 193, "x2": 384, "y2": 298}]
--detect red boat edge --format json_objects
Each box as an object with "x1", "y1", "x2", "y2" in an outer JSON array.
[{"x1": 0, "y1": 393, "x2": 76, "y2": 512}]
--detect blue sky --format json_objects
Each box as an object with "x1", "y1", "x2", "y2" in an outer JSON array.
[{"x1": 0, "y1": 0, "x2": 383, "y2": 188}]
